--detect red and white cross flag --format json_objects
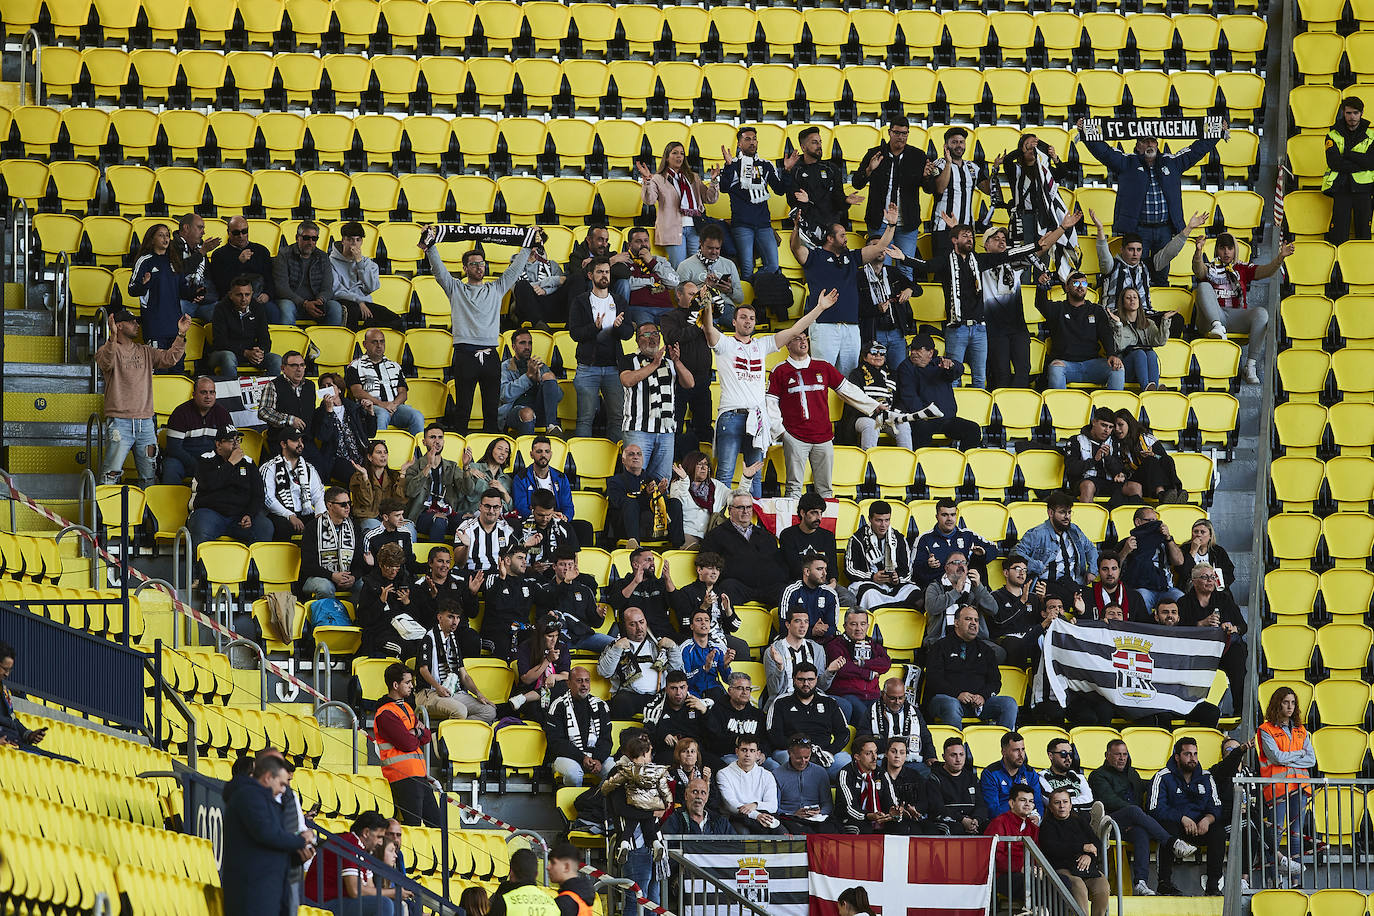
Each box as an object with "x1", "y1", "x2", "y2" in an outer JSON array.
[
  {"x1": 807, "y1": 835, "x2": 997, "y2": 916},
  {"x1": 751, "y1": 496, "x2": 838, "y2": 537}
]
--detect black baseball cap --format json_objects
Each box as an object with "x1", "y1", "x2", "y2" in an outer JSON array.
[
  {"x1": 909, "y1": 332, "x2": 936, "y2": 352},
  {"x1": 215, "y1": 424, "x2": 240, "y2": 440},
  {"x1": 111, "y1": 308, "x2": 138, "y2": 323}
]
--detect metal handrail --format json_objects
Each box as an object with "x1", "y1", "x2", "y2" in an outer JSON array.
[
  {"x1": 53, "y1": 249, "x2": 70, "y2": 361},
  {"x1": 84, "y1": 414, "x2": 106, "y2": 491},
  {"x1": 134, "y1": 577, "x2": 182, "y2": 647},
  {"x1": 148, "y1": 640, "x2": 199, "y2": 769},
  {"x1": 90, "y1": 307, "x2": 107, "y2": 393},
  {"x1": 666, "y1": 848, "x2": 763, "y2": 916},
  {"x1": 55, "y1": 522, "x2": 100, "y2": 589},
  {"x1": 314, "y1": 700, "x2": 360, "y2": 774},
  {"x1": 1098, "y1": 813, "x2": 1125, "y2": 916},
  {"x1": 18, "y1": 30, "x2": 43, "y2": 107},
  {"x1": 212, "y1": 584, "x2": 234, "y2": 650},
  {"x1": 312, "y1": 641, "x2": 332, "y2": 708},
  {"x1": 417, "y1": 705, "x2": 432, "y2": 772},
  {"x1": 9, "y1": 201, "x2": 33, "y2": 307},
  {"x1": 77, "y1": 468, "x2": 97, "y2": 538},
  {"x1": 223, "y1": 637, "x2": 269, "y2": 711},
  {"x1": 171, "y1": 527, "x2": 193, "y2": 614}
]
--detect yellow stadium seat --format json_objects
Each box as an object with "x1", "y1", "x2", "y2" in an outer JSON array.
[
  {"x1": 866, "y1": 447, "x2": 918, "y2": 499},
  {"x1": 662, "y1": 6, "x2": 710, "y2": 59},
  {"x1": 891, "y1": 67, "x2": 939, "y2": 117},
  {"x1": 1264, "y1": 568, "x2": 1319, "y2": 624},
  {"x1": 990, "y1": 11, "x2": 1037, "y2": 63},
  {"x1": 1335, "y1": 295, "x2": 1374, "y2": 346},
  {"x1": 1270, "y1": 456, "x2": 1325, "y2": 512},
  {"x1": 1330, "y1": 402, "x2": 1374, "y2": 455},
  {"x1": 1290, "y1": 85, "x2": 1342, "y2": 133},
  {"x1": 34, "y1": 214, "x2": 82, "y2": 258},
  {"x1": 1261, "y1": 624, "x2": 1316, "y2": 679},
  {"x1": 850, "y1": 8, "x2": 897, "y2": 60},
  {"x1": 1015, "y1": 450, "x2": 1065, "y2": 496},
  {"x1": 1033, "y1": 11, "x2": 1082, "y2": 64},
  {"x1": 1080, "y1": 12, "x2": 1128, "y2": 66},
  {"x1": 495, "y1": 724, "x2": 548, "y2": 778},
  {"x1": 468, "y1": 58, "x2": 516, "y2": 112},
  {"x1": 438, "y1": 719, "x2": 494, "y2": 777},
  {"x1": 1280, "y1": 295, "x2": 1334, "y2": 350},
  {"x1": 1322, "y1": 512, "x2": 1374, "y2": 569},
  {"x1": 104, "y1": 164, "x2": 155, "y2": 216},
  {"x1": 1326, "y1": 455, "x2": 1374, "y2": 511},
  {"x1": 524, "y1": 0, "x2": 572, "y2": 56},
  {"x1": 1252, "y1": 890, "x2": 1311, "y2": 916},
  {"x1": 1041, "y1": 389, "x2": 1092, "y2": 440},
  {"x1": 1315, "y1": 624, "x2": 1374, "y2": 682},
  {"x1": 1268, "y1": 513, "x2": 1322, "y2": 569},
  {"x1": 1276, "y1": 350, "x2": 1331, "y2": 404},
  {"x1": 1191, "y1": 339, "x2": 1243, "y2": 391},
  {"x1": 381, "y1": 0, "x2": 428, "y2": 49},
  {"x1": 1311, "y1": 729, "x2": 1368, "y2": 778},
  {"x1": 1293, "y1": 31, "x2": 1345, "y2": 85},
  {"x1": 1273, "y1": 402, "x2": 1328, "y2": 457},
  {"x1": 943, "y1": 10, "x2": 991, "y2": 61}
]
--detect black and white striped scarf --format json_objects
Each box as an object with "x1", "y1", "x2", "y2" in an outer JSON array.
[
  {"x1": 869, "y1": 699, "x2": 923, "y2": 760},
  {"x1": 556, "y1": 692, "x2": 603, "y2": 753},
  {"x1": 314, "y1": 515, "x2": 356, "y2": 573},
  {"x1": 735, "y1": 154, "x2": 771, "y2": 204},
  {"x1": 946, "y1": 250, "x2": 981, "y2": 324},
  {"x1": 268, "y1": 456, "x2": 315, "y2": 515},
  {"x1": 863, "y1": 262, "x2": 892, "y2": 307}
]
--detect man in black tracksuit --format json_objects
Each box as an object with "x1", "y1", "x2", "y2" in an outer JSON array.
[
  {"x1": 928, "y1": 736, "x2": 990, "y2": 835},
  {"x1": 787, "y1": 126, "x2": 859, "y2": 244},
  {"x1": 478, "y1": 545, "x2": 555, "y2": 660},
  {"x1": 1038, "y1": 271, "x2": 1123, "y2": 391},
  {"x1": 188, "y1": 426, "x2": 274, "y2": 548},
  {"x1": 766, "y1": 664, "x2": 851, "y2": 778}
]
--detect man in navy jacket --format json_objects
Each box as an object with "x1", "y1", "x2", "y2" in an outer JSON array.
[
  {"x1": 1148, "y1": 736, "x2": 1225, "y2": 895},
  {"x1": 720, "y1": 126, "x2": 794, "y2": 280},
  {"x1": 895, "y1": 333, "x2": 981, "y2": 449},
  {"x1": 1078, "y1": 120, "x2": 1224, "y2": 279},
  {"x1": 221, "y1": 755, "x2": 312, "y2": 916}
]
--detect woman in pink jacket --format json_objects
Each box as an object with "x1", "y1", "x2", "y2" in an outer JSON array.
[{"x1": 637, "y1": 141, "x2": 721, "y2": 268}]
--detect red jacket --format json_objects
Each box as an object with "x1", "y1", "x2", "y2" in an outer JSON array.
[
  {"x1": 824, "y1": 635, "x2": 892, "y2": 703},
  {"x1": 987, "y1": 811, "x2": 1038, "y2": 873}
]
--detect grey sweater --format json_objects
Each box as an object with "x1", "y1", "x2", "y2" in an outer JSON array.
[{"x1": 426, "y1": 247, "x2": 530, "y2": 347}]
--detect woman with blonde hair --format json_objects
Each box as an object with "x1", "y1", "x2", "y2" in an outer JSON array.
[
  {"x1": 637, "y1": 142, "x2": 721, "y2": 267},
  {"x1": 1178, "y1": 518, "x2": 1236, "y2": 592}
]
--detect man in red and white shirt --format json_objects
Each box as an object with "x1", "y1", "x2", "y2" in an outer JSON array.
[
  {"x1": 767, "y1": 332, "x2": 881, "y2": 497},
  {"x1": 303, "y1": 810, "x2": 387, "y2": 904},
  {"x1": 1192, "y1": 231, "x2": 1293, "y2": 384},
  {"x1": 705, "y1": 291, "x2": 838, "y2": 498}
]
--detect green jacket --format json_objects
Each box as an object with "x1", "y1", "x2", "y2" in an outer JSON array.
[
  {"x1": 1323, "y1": 118, "x2": 1374, "y2": 195},
  {"x1": 1088, "y1": 761, "x2": 1147, "y2": 813}
]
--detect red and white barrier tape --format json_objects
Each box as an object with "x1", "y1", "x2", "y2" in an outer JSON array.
[
  {"x1": 443, "y1": 794, "x2": 670, "y2": 915},
  {"x1": 4, "y1": 479, "x2": 329, "y2": 704}
]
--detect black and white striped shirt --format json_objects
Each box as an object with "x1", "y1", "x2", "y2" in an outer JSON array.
[
  {"x1": 345, "y1": 356, "x2": 407, "y2": 402},
  {"x1": 618, "y1": 352, "x2": 678, "y2": 434},
  {"x1": 1101, "y1": 257, "x2": 1153, "y2": 312},
  {"x1": 454, "y1": 516, "x2": 515, "y2": 572},
  {"x1": 931, "y1": 159, "x2": 984, "y2": 230},
  {"x1": 417, "y1": 626, "x2": 466, "y2": 684}
]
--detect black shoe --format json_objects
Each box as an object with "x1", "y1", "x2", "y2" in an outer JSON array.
[
  {"x1": 1205, "y1": 886, "x2": 1223, "y2": 897},
  {"x1": 1155, "y1": 882, "x2": 1183, "y2": 897}
]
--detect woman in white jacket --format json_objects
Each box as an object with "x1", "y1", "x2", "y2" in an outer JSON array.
[{"x1": 668, "y1": 451, "x2": 761, "y2": 548}]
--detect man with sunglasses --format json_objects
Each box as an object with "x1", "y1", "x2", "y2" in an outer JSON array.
[
  {"x1": 1038, "y1": 271, "x2": 1124, "y2": 390},
  {"x1": 300, "y1": 485, "x2": 361, "y2": 600},
  {"x1": 1039, "y1": 737, "x2": 1103, "y2": 827},
  {"x1": 210, "y1": 215, "x2": 275, "y2": 307},
  {"x1": 272, "y1": 220, "x2": 340, "y2": 326}
]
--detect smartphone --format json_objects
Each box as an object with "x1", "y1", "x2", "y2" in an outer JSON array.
[{"x1": 317, "y1": 385, "x2": 337, "y2": 402}]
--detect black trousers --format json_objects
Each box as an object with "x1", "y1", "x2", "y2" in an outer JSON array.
[
  {"x1": 450, "y1": 344, "x2": 501, "y2": 432},
  {"x1": 615, "y1": 497, "x2": 684, "y2": 546},
  {"x1": 912, "y1": 416, "x2": 982, "y2": 449},
  {"x1": 987, "y1": 326, "x2": 1031, "y2": 390},
  {"x1": 1158, "y1": 817, "x2": 1225, "y2": 884},
  {"x1": 511, "y1": 280, "x2": 569, "y2": 327},
  {"x1": 1328, "y1": 192, "x2": 1374, "y2": 244},
  {"x1": 390, "y1": 775, "x2": 441, "y2": 827},
  {"x1": 674, "y1": 379, "x2": 715, "y2": 456},
  {"x1": 341, "y1": 299, "x2": 405, "y2": 331}
]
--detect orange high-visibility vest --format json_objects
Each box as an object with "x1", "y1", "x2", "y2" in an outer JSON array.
[
  {"x1": 1256, "y1": 721, "x2": 1313, "y2": 801},
  {"x1": 375, "y1": 698, "x2": 427, "y2": 782},
  {"x1": 556, "y1": 888, "x2": 594, "y2": 916}
]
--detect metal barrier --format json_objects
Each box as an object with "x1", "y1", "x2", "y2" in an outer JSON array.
[
  {"x1": 53, "y1": 249, "x2": 70, "y2": 361},
  {"x1": 992, "y1": 836, "x2": 1089, "y2": 916},
  {"x1": 1232, "y1": 774, "x2": 1374, "y2": 895},
  {"x1": 18, "y1": 31, "x2": 43, "y2": 107},
  {"x1": 89, "y1": 307, "x2": 108, "y2": 394},
  {"x1": 148, "y1": 640, "x2": 199, "y2": 769},
  {"x1": 223, "y1": 637, "x2": 269, "y2": 711},
  {"x1": 9, "y1": 200, "x2": 32, "y2": 307},
  {"x1": 314, "y1": 700, "x2": 361, "y2": 774},
  {"x1": 665, "y1": 848, "x2": 771, "y2": 916},
  {"x1": 1098, "y1": 813, "x2": 1125, "y2": 916}
]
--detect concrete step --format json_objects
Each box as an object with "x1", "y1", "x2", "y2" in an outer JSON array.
[
  {"x1": 5, "y1": 362, "x2": 96, "y2": 393},
  {"x1": 3, "y1": 309, "x2": 58, "y2": 336}
]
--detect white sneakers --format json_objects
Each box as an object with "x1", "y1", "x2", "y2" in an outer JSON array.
[
  {"x1": 1172, "y1": 838, "x2": 1199, "y2": 859},
  {"x1": 1208, "y1": 321, "x2": 1228, "y2": 340},
  {"x1": 1134, "y1": 880, "x2": 1157, "y2": 896},
  {"x1": 1242, "y1": 359, "x2": 1260, "y2": 384},
  {"x1": 1277, "y1": 852, "x2": 1305, "y2": 877}
]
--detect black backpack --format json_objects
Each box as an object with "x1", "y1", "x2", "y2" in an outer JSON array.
[{"x1": 751, "y1": 269, "x2": 794, "y2": 322}]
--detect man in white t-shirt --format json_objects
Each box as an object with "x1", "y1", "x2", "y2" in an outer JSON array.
[{"x1": 705, "y1": 290, "x2": 838, "y2": 498}]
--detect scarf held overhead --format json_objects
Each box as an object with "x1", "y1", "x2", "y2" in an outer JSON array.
[
  {"x1": 419, "y1": 224, "x2": 539, "y2": 250},
  {"x1": 1079, "y1": 116, "x2": 1228, "y2": 144}
]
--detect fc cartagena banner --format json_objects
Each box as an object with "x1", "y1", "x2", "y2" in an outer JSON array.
[
  {"x1": 675, "y1": 837, "x2": 807, "y2": 916},
  {"x1": 808, "y1": 835, "x2": 995, "y2": 916},
  {"x1": 1079, "y1": 115, "x2": 1227, "y2": 143}
]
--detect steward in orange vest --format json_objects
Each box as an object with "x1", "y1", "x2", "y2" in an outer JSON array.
[
  {"x1": 374, "y1": 662, "x2": 440, "y2": 826},
  {"x1": 1256, "y1": 687, "x2": 1315, "y2": 803}
]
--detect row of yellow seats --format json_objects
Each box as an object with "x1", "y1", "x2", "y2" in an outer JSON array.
[
  {"x1": 1272, "y1": 455, "x2": 1374, "y2": 512},
  {"x1": 17, "y1": 711, "x2": 178, "y2": 783},
  {"x1": 1261, "y1": 622, "x2": 1373, "y2": 683},
  {"x1": 1280, "y1": 294, "x2": 1374, "y2": 349},
  {"x1": 1269, "y1": 510, "x2": 1374, "y2": 570},
  {"x1": 1292, "y1": 30, "x2": 1374, "y2": 84},
  {"x1": 0, "y1": 744, "x2": 165, "y2": 827},
  {"x1": 1253, "y1": 889, "x2": 1374, "y2": 916},
  {"x1": 0, "y1": 530, "x2": 64, "y2": 580},
  {"x1": 1291, "y1": 82, "x2": 1374, "y2": 132},
  {"x1": 1265, "y1": 567, "x2": 1374, "y2": 626},
  {"x1": 2, "y1": 579, "x2": 147, "y2": 641},
  {"x1": 1278, "y1": 350, "x2": 1374, "y2": 403},
  {"x1": 171, "y1": 701, "x2": 323, "y2": 762},
  {"x1": 1273, "y1": 402, "x2": 1374, "y2": 455},
  {"x1": 1285, "y1": 240, "x2": 1374, "y2": 290},
  {"x1": 0, "y1": 827, "x2": 119, "y2": 914}
]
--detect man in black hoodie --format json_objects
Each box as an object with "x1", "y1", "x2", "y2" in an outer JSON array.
[
  {"x1": 766, "y1": 663, "x2": 852, "y2": 777},
  {"x1": 1039, "y1": 272, "x2": 1123, "y2": 391},
  {"x1": 929, "y1": 736, "x2": 989, "y2": 835},
  {"x1": 1325, "y1": 96, "x2": 1374, "y2": 244},
  {"x1": 549, "y1": 842, "x2": 597, "y2": 916}
]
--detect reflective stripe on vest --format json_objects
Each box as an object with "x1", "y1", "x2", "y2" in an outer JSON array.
[
  {"x1": 375, "y1": 699, "x2": 428, "y2": 782},
  {"x1": 1257, "y1": 721, "x2": 1312, "y2": 801},
  {"x1": 500, "y1": 884, "x2": 561, "y2": 916},
  {"x1": 1322, "y1": 128, "x2": 1374, "y2": 192}
]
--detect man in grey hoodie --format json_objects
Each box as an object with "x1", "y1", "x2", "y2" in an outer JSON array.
[
  {"x1": 420, "y1": 227, "x2": 531, "y2": 432},
  {"x1": 329, "y1": 221, "x2": 403, "y2": 331}
]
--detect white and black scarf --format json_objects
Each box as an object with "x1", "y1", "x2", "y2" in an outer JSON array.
[
  {"x1": 269, "y1": 456, "x2": 316, "y2": 515},
  {"x1": 419, "y1": 224, "x2": 539, "y2": 249},
  {"x1": 946, "y1": 250, "x2": 982, "y2": 324},
  {"x1": 617, "y1": 636, "x2": 666, "y2": 692},
  {"x1": 556, "y1": 692, "x2": 604, "y2": 753},
  {"x1": 864, "y1": 262, "x2": 892, "y2": 308},
  {"x1": 314, "y1": 515, "x2": 356, "y2": 573},
  {"x1": 869, "y1": 700, "x2": 923, "y2": 760},
  {"x1": 1014, "y1": 149, "x2": 1078, "y2": 273},
  {"x1": 735, "y1": 153, "x2": 771, "y2": 204}
]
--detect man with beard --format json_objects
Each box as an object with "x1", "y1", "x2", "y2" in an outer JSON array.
[
  {"x1": 927, "y1": 127, "x2": 991, "y2": 260},
  {"x1": 780, "y1": 553, "x2": 843, "y2": 646},
  {"x1": 845, "y1": 500, "x2": 920, "y2": 611},
  {"x1": 835, "y1": 736, "x2": 904, "y2": 835},
  {"x1": 1148, "y1": 737, "x2": 1225, "y2": 896},
  {"x1": 641, "y1": 669, "x2": 710, "y2": 762},
  {"x1": 774, "y1": 735, "x2": 834, "y2": 833},
  {"x1": 477, "y1": 544, "x2": 555, "y2": 661},
  {"x1": 260, "y1": 428, "x2": 325, "y2": 541},
  {"x1": 409, "y1": 545, "x2": 478, "y2": 652},
  {"x1": 611, "y1": 546, "x2": 678, "y2": 638},
  {"x1": 868, "y1": 678, "x2": 937, "y2": 777},
  {"x1": 569, "y1": 256, "x2": 634, "y2": 439},
  {"x1": 1039, "y1": 272, "x2": 1124, "y2": 391},
  {"x1": 896, "y1": 333, "x2": 982, "y2": 449},
  {"x1": 546, "y1": 666, "x2": 614, "y2": 788},
  {"x1": 619, "y1": 322, "x2": 694, "y2": 483},
  {"x1": 598, "y1": 606, "x2": 684, "y2": 718},
  {"x1": 978, "y1": 220, "x2": 1075, "y2": 390},
  {"x1": 1016, "y1": 490, "x2": 1099, "y2": 606},
  {"x1": 988, "y1": 555, "x2": 1041, "y2": 654},
  {"x1": 926, "y1": 605, "x2": 1018, "y2": 729},
  {"x1": 1119, "y1": 506, "x2": 1185, "y2": 611},
  {"x1": 1192, "y1": 231, "x2": 1292, "y2": 384},
  {"x1": 851, "y1": 116, "x2": 934, "y2": 275},
  {"x1": 765, "y1": 606, "x2": 834, "y2": 711},
  {"x1": 1085, "y1": 551, "x2": 1149, "y2": 622},
  {"x1": 499, "y1": 329, "x2": 564, "y2": 437},
  {"x1": 911, "y1": 499, "x2": 996, "y2": 587},
  {"x1": 658, "y1": 281, "x2": 715, "y2": 454},
  {"x1": 622, "y1": 226, "x2": 680, "y2": 326},
  {"x1": 786, "y1": 125, "x2": 863, "y2": 246},
  {"x1": 1066, "y1": 408, "x2": 1130, "y2": 504},
  {"x1": 929, "y1": 736, "x2": 989, "y2": 836},
  {"x1": 721, "y1": 126, "x2": 796, "y2": 279},
  {"x1": 766, "y1": 663, "x2": 851, "y2": 777},
  {"x1": 674, "y1": 224, "x2": 744, "y2": 328}
]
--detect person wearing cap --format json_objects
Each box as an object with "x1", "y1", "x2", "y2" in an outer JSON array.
[
  {"x1": 895, "y1": 333, "x2": 982, "y2": 449},
  {"x1": 162, "y1": 375, "x2": 233, "y2": 485},
  {"x1": 789, "y1": 201, "x2": 901, "y2": 377},
  {"x1": 1192, "y1": 232, "x2": 1292, "y2": 385},
  {"x1": 1038, "y1": 273, "x2": 1124, "y2": 391},
  {"x1": 1076, "y1": 118, "x2": 1226, "y2": 274},
  {"x1": 1065, "y1": 408, "x2": 1128, "y2": 504},
  {"x1": 272, "y1": 219, "x2": 339, "y2": 326},
  {"x1": 774, "y1": 733, "x2": 835, "y2": 833},
  {"x1": 1090, "y1": 208, "x2": 1205, "y2": 316},
  {"x1": 851, "y1": 115, "x2": 935, "y2": 279},
  {"x1": 330, "y1": 220, "x2": 401, "y2": 331},
  {"x1": 260, "y1": 426, "x2": 327, "y2": 540},
  {"x1": 187, "y1": 424, "x2": 273, "y2": 549},
  {"x1": 96, "y1": 309, "x2": 191, "y2": 488},
  {"x1": 978, "y1": 220, "x2": 1074, "y2": 390},
  {"x1": 848, "y1": 341, "x2": 911, "y2": 449},
  {"x1": 721, "y1": 126, "x2": 797, "y2": 280},
  {"x1": 208, "y1": 274, "x2": 280, "y2": 381},
  {"x1": 786, "y1": 125, "x2": 863, "y2": 247},
  {"x1": 857, "y1": 233, "x2": 917, "y2": 371},
  {"x1": 927, "y1": 127, "x2": 992, "y2": 260}
]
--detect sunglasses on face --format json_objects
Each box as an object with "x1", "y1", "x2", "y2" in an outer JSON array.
[
  {"x1": 299, "y1": 235, "x2": 319, "y2": 242},
  {"x1": 230, "y1": 228, "x2": 249, "y2": 236}
]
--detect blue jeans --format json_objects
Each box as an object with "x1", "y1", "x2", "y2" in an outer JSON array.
[
  {"x1": 101, "y1": 417, "x2": 159, "y2": 486},
  {"x1": 714, "y1": 409, "x2": 762, "y2": 498},
  {"x1": 506, "y1": 379, "x2": 563, "y2": 434},
  {"x1": 1133, "y1": 586, "x2": 1183, "y2": 612},
  {"x1": 809, "y1": 322, "x2": 861, "y2": 376},
  {"x1": 624, "y1": 305, "x2": 674, "y2": 328},
  {"x1": 872, "y1": 328, "x2": 909, "y2": 373},
  {"x1": 1112, "y1": 804, "x2": 1173, "y2": 884},
  {"x1": 271, "y1": 298, "x2": 344, "y2": 326},
  {"x1": 414, "y1": 509, "x2": 453, "y2": 541},
  {"x1": 621, "y1": 845, "x2": 661, "y2": 916},
  {"x1": 161, "y1": 438, "x2": 209, "y2": 485},
  {"x1": 731, "y1": 225, "x2": 780, "y2": 279},
  {"x1": 1137, "y1": 224, "x2": 1173, "y2": 282},
  {"x1": 373, "y1": 404, "x2": 424, "y2": 435},
  {"x1": 663, "y1": 225, "x2": 699, "y2": 269},
  {"x1": 573, "y1": 632, "x2": 616, "y2": 653},
  {"x1": 771, "y1": 749, "x2": 852, "y2": 778},
  {"x1": 208, "y1": 349, "x2": 282, "y2": 381},
  {"x1": 574, "y1": 363, "x2": 625, "y2": 439},
  {"x1": 944, "y1": 324, "x2": 988, "y2": 388},
  {"x1": 1045, "y1": 357, "x2": 1125, "y2": 391},
  {"x1": 833, "y1": 693, "x2": 872, "y2": 724},
  {"x1": 187, "y1": 507, "x2": 273, "y2": 549},
  {"x1": 182, "y1": 298, "x2": 215, "y2": 322},
  {"x1": 622, "y1": 430, "x2": 675, "y2": 483},
  {"x1": 891, "y1": 227, "x2": 921, "y2": 280},
  {"x1": 926, "y1": 694, "x2": 1019, "y2": 729},
  {"x1": 1122, "y1": 348, "x2": 1160, "y2": 388}
]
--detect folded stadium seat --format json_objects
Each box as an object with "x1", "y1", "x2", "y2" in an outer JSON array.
[
  {"x1": 351, "y1": 173, "x2": 400, "y2": 222},
  {"x1": 1330, "y1": 402, "x2": 1374, "y2": 457},
  {"x1": 1270, "y1": 455, "x2": 1325, "y2": 512},
  {"x1": 248, "y1": 542, "x2": 301, "y2": 598},
  {"x1": 4, "y1": 0, "x2": 41, "y2": 40},
  {"x1": 831, "y1": 123, "x2": 883, "y2": 170},
  {"x1": 552, "y1": 59, "x2": 607, "y2": 116},
  {"x1": 1316, "y1": 624, "x2": 1374, "y2": 684},
  {"x1": 33, "y1": 214, "x2": 82, "y2": 260},
  {"x1": 507, "y1": 58, "x2": 558, "y2": 115},
  {"x1": 1121, "y1": 69, "x2": 1172, "y2": 119},
  {"x1": 156, "y1": 110, "x2": 208, "y2": 165},
  {"x1": 983, "y1": 69, "x2": 1033, "y2": 122},
  {"x1": 712, "y1": 7, "x2": 761, "y2": 61},
  {"x1": 239, "y1": 0, "x2": 286, "y2": 47},
  {"x1": 1217, "y1": 72, "x2": 1267, "y2": 126},
  {"x1": 748, "y1": 63, "x2": 800, "y2": 121},
  {"x1": 411, "y1": 57, "x2": 464, "y2": 112},
  {"x1": 1261, "y1": 623, "x2": 1318, "y2": 683},
  {"x1": 913, "y1": 447, "x2": 965, "y2": 499},
  {"x1": 1214, "y1": 13, "x2": 1267, "y2": 71},
  {"x1": 475, "y1": 0, "x2": 524, "y2": 56},
  {"x1": 441, "y1": 118, "x2": 494, "y2": 175},
  {"x1": 324, "y1": 54, "x2": 374, "y2": 111},
  {"x1": 10, "y1": 105, "x2": 60, "y2": 160},
  {"x1": 514, "y1": 0, "x2": 568, "y2": 57},
  {"x1": 398, "y1": 117, "x2": 451, "y2": 171},
  {"x1": 1029, "y1": 68, "x2": 1077, "y2": 123},
  {"x1": 1176, "y1": 451, "x2": 1218, "y2": 499},
  {"x1": 1252, "y1": 890, "x2": 1313, "y2": 916},
  {"x1": 1127, "y1": 14, "x2": 1175, "y2": 68},
  {"x1": 256, "y1": 112, "x2": 307, "y2": 167},
  {"x1": 173, "y1": 51, "x2": 227, "y2": 109},
  {"x1": 493, "y1": 175, "x2": 546, "y2": 225},
  {"x1": 46, "y1": 0, "x2": 93, "y2": 43},
  {"x1": 379, "y1": 224, "x2": 426, "y2": 278},
  {"x1": 834, "y1": 67, "x2": 889, "y2": 121},
  {"x1": 1031, "y1": 11, "x2": 1081, "y2": 67},
  {"x1": 1174, "y1": 14, "x2": 1222, "y2": 68},
  {"x1": 1277, "y1": 350, "x2": 1332, "y2": 404},
  {"x1": 1321, "y1": 569, "x2": 1374, "y2": 629},
  {"x1": 889, "y1": 10, "x2": 940, "y2": 65},
  {"x1": 943, "y1": 11, "x2": 992, "y2": 64},
  {"x1": 281, "y1": 0, "x2": 330, "y2": 49},
  {"x1": 1287, "y1": 241, "x2": 1338, "y2": 292},
  {"x1": 1041, "y1": 389, "x2": 1092, "y2": 440},
  {"x1": 1170, "y1": 72, "x2": 1219, "y2": 118},
  {"x1": 251, "y1": 170, "x2": 304, "y2": 221},
  {"x1": 796, "y1": 9, "x2": 845, "y2": 63},
  {"x1": 392, "y1": 174, "x2": 445, "y2": 225},
  {"x1": 1189, "y1": 391, "x2": 1240, "y2": 451},
  {"x1": 47, "y1": 162, "x2": 99, "y2": 214},
  {"x1": 1338, "y1": 241, "x2": 1374, "y2": 293},
  {"x1": 468, "y1": 58, "x2": 517, "y2": 114},
  {"x1": 937, "y1": 69, "x2": 985, "y2": 122},
  {"x1": 1215, "y1": 129, "x2": 1261, "y2": 183},
  {"x1": 37, "y1": 45, "x2": 83, "y2": 104},
  {"x1": 1334, "y1": 295, "x2": 1374, "y2": 347},
  {"x1": 1273, "y1": 402, "x2": 1329, "y2": 458},
  {"x1": 101, "y1": 164, "x2": 153, "y2": 217},
  {"x1": 1347, "y1": 33, "x2": 1374, "y2": 84},
  {"x1": 989, "y1": 388, "x2": 1041, "y2": 445},
  {"x1": 662, "y1": 6, "x2": 711, "y2": 61},
  {"x1": 1264, "y1": 567, "x2": 1319, "y2": 624},
  {"x1": 1312, "y1": 728, "x2": 1369, "y2": 778},
  {"x1": 376, "y1": 0, "x2": 427, "y2": 52},
  {"x1": 497, "y1": 118, "x2": 547, "y2": 174},
  {"x1": 541, "y1": 177, "x2": 594, "y2": 223},
  {"x1": 1079, "y1": 12, "x2": 1128, "y2": 67},
  {"x1": 958, "y1": 499, "x2": 1012, "y2": 545},
  {"x1": 1291, "y1": 31, "x2": 1345, "y2": 85},
  {"x1": 367, "y1": 58, "x2": 419, "y2": 112},
  {"x1": 1289, "y1": 85, "x2": 1342, "y2": 133},
  {"x1": 849, "y1": 8, "x2": 896, "y2": 62},
  {"x1": 69, "y1": 265, "x2": 114, "y2": 314}
]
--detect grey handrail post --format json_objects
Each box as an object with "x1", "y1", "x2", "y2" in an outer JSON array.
[
  {"x1": 506, "y1": 829, "x2": 549, "y2": 879},
  {"x1": 172, "y1": 527, "x2": 193, "y2": 615},
  {"x1": 54, "y1": 249, "x2": 70, "y2": 359},
  {"x1": 90, "y1": 307, "x2": 107, "y2": 393},
  {"x1": 56, "y1": 523, "x2": 99, "y2": 589},
  {"x1": 78, "y1": 468, "x2": 98, "y2": 542},
  {"x1": 85, "y1": 412, "x2": 106, "y2": 483},
  {"x1": 18, "y1": 30, "x2": 43, "y2": 107},
  {"x1": 313, "y1": 641, "x2": 333, "y2": 710},
  {"x1": 213, "y1": 584, "x2": 234, "y2": 650},
  {"x1": 315, "y1": 700, "x2": 360, "y2": 774},
  {"x1": 1098, "y1": 814, "x2": 1125, "y2": 916},
  {"x1": 134, "y1": 578, "x2": 180, "y2": 648},
  {"x1": 224, "y1": 637, "x2": 269, "y2": 711},
  {"x1": 10, "y1": 201, "x2": 32, "y2": 305}
]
